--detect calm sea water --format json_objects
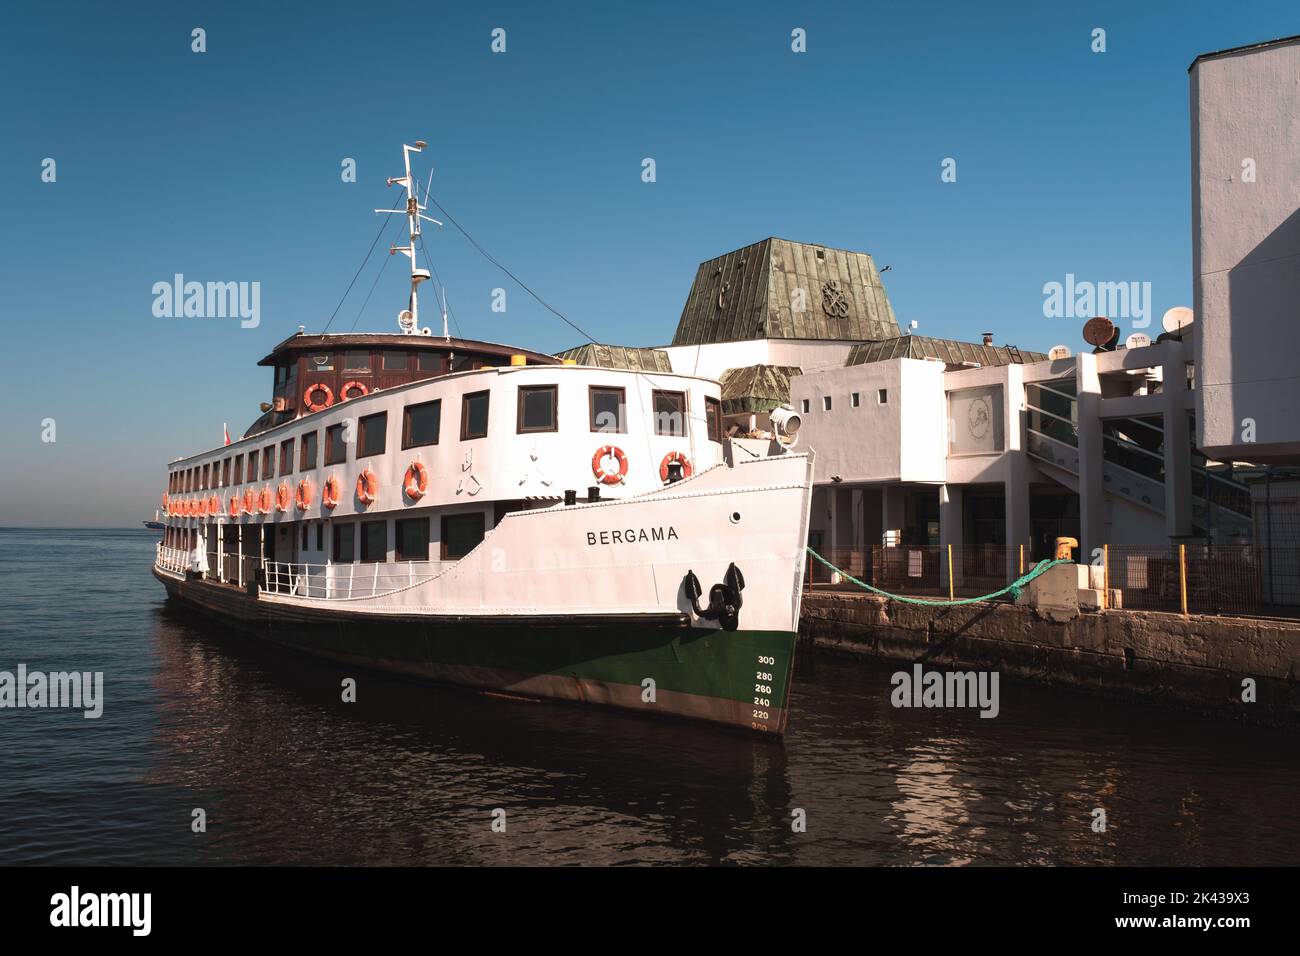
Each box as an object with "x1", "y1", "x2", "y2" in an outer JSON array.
[{"x1": 1, "y1": 527, "x2": 1298, "y2": 866}]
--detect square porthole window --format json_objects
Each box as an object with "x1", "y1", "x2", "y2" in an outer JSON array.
[
  {"x1": 851, "y1": 392, "x2": 861, "y2": 408},
  {"x1": 877, "y1": 388, "x2": 889, "y2": 405},
  {"x1": 822, "y1": 396, "x2": 832, "y2": 411}
]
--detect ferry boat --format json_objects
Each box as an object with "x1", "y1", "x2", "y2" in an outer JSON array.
[{"x1": 152, "y1": 142, "x2": 814, "y2": 735}]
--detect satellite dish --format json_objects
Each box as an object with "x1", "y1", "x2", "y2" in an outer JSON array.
[
  {"x1": 1048, "y1": 344, "x2": 1072, "y2": 360},
  {"x1": 1082, "y1": 316, "x2": 1116, "y2": 348},
  {"x1": 1162, "y1": 307, "x2": 1194, "y2": 335},
  {"x1": 1125, "y1": 332, "x2": 1151, "y2": 350}
]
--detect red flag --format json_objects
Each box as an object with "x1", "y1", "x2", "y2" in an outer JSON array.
[{"x1": 224, "y1": 423, "x2": 231, "y2": 446}]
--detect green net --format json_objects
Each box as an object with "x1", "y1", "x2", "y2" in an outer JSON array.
[{"x1": 805, "y1": 548, "x2": 1074, "y2": 606}]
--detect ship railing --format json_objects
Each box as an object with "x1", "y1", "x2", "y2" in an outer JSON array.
[
  {"x1": 156, "y1": 543, "x2": 191, "y2": 575},
  {"x1": 260, "y1": 560, "x2": 452, "y2": 600}
]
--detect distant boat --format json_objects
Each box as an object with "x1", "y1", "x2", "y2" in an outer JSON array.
[{"x1": 143, "y1": 519, "x2": 165, "y2": 531}]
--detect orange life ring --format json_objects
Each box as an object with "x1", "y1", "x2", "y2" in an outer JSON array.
[
  {"x1": 340, "y1": 380, "x2": 369, "y2": 401},
  {"x1": 198, "y1": 498, "x2": 209, "y2": 517},
  {"x1": 356, "y1": 468, "x2": 378, "y2": 505},
  {"x1": 295, "y1": 479, "x2": 313, "y2": 510},
  {"x1": 258, "y1": 486, "x2": 273, "y2": 514},
  {"x1": 592, "y1": 445, "x2": 629, "y2": 485},
  {"x1": 162, "y1": 493, "x2": 169, "y2": 511},
  {"x1": 403, "y1": 461, "x2": 428, "y2": 500},
  {"x1": 322, "y1": 475, "x2": 340, "y2": 510},
  {"x1": 208, "y1": 494, "x2": 220, "y2": 515},
  {"x1": 276, "y1": 481, "x2": 291, "y2": 513},
  {"x1": 304, "y1": 383, "x2": 334, "y2": 413},
  {"x1": 659, "y1": 452, "x2": 693, "y2": 483},
  {"x1": 229, "y1": 494, "x2": 241, "y2": 518},
  {"x1": 243, "y1": 488, "x2": 257, "y2": 514}
]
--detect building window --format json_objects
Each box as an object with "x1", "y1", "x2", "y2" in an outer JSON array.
[
  {"x1": 396, "y1": 517, "x2": 430, "y2": 562},
  {"x1": 417, "y1": 352, "x2": 443, "y2": 373},
  {"x1": 877, "y1": 388, "x2": 888, "y2": 405},
  {"x1": 279, "y1": 438, "x2": 295, "y2": 475},
  {"x1": 344, "y1": 351, "x2": 369, "y2": 370},
  {"x1": 652, "y1": 390, "x2": 686, "y2": 437},
  {"x1": 261, "y1": 446, "x2": 275, "y2": 479},
  {"x1": 383, "y1": 350, "x2": 409, "y2": 371},
  {"x1": 402, "y1": 399, "x2": 441, "y2": 449},
  {"x1": 517, "y1": 385, "x2": 558, "y2": 433},
  {"x1": 801, "y1": 398, "x2": 810, "y2": 414},
  {"x1": 461, "y1": 390, "x2": 490, "y2": 440},
  {"x1": 851, "y1": 392, "x2": 861, "y2": 408},
  {"x1": 705, "y1": 396, "x2": 723, "y2": 443},
  {"x1": 360, "y1": 520, "x2": 387, "y2": 563},
  {"x1": 358, "y1": 412, "x2": 387, "y2": 458},
  {"x1": 324, "y1": 423, "x2": 348, "y2": 465},
  {"x1": 441, "y1": 512, "x2": 485, "y2": 560},
  {"x1": 822, "y1": 396, "x2": 832, "y2": 411},
  {"x1": 589, "y1": 386, "x2": 625, "y2": 433},
  {"x1": 300, "y1": 431, "x2": 318, "y2": 470},
  {"x1": 332, "y1": 523, "x2": 355, "y2": 564}
]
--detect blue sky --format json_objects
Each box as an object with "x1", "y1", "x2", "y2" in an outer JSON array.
[{"x1": 2, "y1": 0, "x2": 1296, "y2": 525}]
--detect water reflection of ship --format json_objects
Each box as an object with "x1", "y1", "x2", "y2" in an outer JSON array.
[{"x1": 145, "y1": 605, "x2": 797, "y2": 865}]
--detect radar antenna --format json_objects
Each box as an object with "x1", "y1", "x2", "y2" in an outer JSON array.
[{"x1": 375, "y1": 141, "x2": 443, "y2": 334}]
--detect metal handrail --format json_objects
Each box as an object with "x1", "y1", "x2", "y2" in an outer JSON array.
[{"x1": 259, "y1": 560, "x2": 450, "y2": 600}]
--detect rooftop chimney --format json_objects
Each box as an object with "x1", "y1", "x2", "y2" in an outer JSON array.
[{"x1": 981, "y1": 331, "x2": 994, "y2": 346}]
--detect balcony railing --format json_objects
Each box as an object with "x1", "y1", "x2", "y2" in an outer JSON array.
[{"x1": 260, "y1": 560, "x2": 452, "y2": 600}]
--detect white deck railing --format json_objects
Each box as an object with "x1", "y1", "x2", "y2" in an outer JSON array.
[
  {"x1": 156, "y1": 544, "x2": 191, "y2": 575},
  {"x1": 260, "y1": 560, "x2": 451, "y2": 600}
]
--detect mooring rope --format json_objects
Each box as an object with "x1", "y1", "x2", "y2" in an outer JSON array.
[{"x1": 805, "y1": 548, "x2": 1074, "y2": 606}]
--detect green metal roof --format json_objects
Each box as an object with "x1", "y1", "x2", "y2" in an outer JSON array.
[
  {"x1": 671, "y1": 238, "x2": 901, "y2": 346},
  {"x1": 719, "y1": 364, "x2": 802, "y2": 415},
  {"x1": 846, "y1": 335, "x2": 1046, "y2": 368},
  {"x1": 555, "y1": 343, "x2": 673, "y2": 372}
]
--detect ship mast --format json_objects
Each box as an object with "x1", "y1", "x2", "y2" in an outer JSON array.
[{"x1": 376, "y1": 141, "x2": 442, "y2": 335}]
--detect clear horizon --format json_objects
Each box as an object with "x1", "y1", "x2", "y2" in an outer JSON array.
[{"x1": 4, "y1": 0, "x2": 1296, "y2": 526}]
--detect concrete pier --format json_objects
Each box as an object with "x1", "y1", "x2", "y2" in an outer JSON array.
[{"x1": 800, "y1": 590, "x2": 1300, "y2": 726}]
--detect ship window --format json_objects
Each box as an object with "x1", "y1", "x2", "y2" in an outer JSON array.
[
  {"x1": 383, "y1": 350, "x2": 409, "y2": 371},
  {"x1": 517, "y1": 385, "x2": 557, "y2": 433},
  {"x1": 450, "y1": 355, "x2": 475, "y2": 373},
  {"x1": 706, "y1": 396, "x2": 723, "y2": 443},
  {"x1": 234, "y1": 455, "x2": 244, "y2": 484},
  {"x1": 222, "y1": 458, "x2": 231, "y2": 486},
  {"x1": 801, "y1": 399, "x2": 810, "y2": 414},
  {"x1": 652, "y1": 390, "x2": 687, "y2": 437},
  {"x1": 589, "y1": 386, "x2": 626, "y2": 433},
  {"x1": 358, "y1": 412, "x2": 387, "y2": 458},
  {"x1": 877, "y1": 388, "x2": 888, "y2": 405},
  {"x1": 851, "y1": 392, "x2": 861, "y2": 408},
  {"x1": 360, "y1": 520, "x2": 387, "y2": 563},
  {"x1": 417, "y1": 352, "x2": 442, "y2": 373},
  {"x1": 301, "y1": 524, "x2": 308, "y2": 549},
  {"x1": 201, "y1": 464, "x2": 210, "y2": 489},
  {"x1": 332, "y1": 523, "x2": 355, "y2": 563},
  {"x1": 396, "y1": 517, "x2": 430, "y2": 562},
  {"x1": 316, "y1": 524, "x2": 323, "y2": 551},
  {"x1": 245, "y1": 453, "x2": 257, "y2": 483},
  {"x1": 403, "y1": 399, "x2": 441, "y2": 449},
  {"x1": 279, "y1": 438, "x2": 295, "y2": 475},
  {"x1": 461, "y1": 391, "x2": 490, "y2": 440},
  {"x1": 344, "y1": 351, "x2": 370, "y2": 370},
  {"x1": 441, "y1": 512, "x2": 485, "y2": 560},
  {"x1": 311, "y1": 354, "x2": 334, "y2": 372},
  {"x1": 324, "y1": 423, "x2": 348, "y2": 465},
  {"x1": 275, "y1": 364, "x2": 288, "y2": 386},
  {"x1": 300, "y1": 431, "x2": 318, "y2": 470},
  {"x1": 261, "y1": 446, "x2": 275, "y2": 479},
  {"x1": 823, "y1": 396, "x2": 832, "y2": 411}
]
